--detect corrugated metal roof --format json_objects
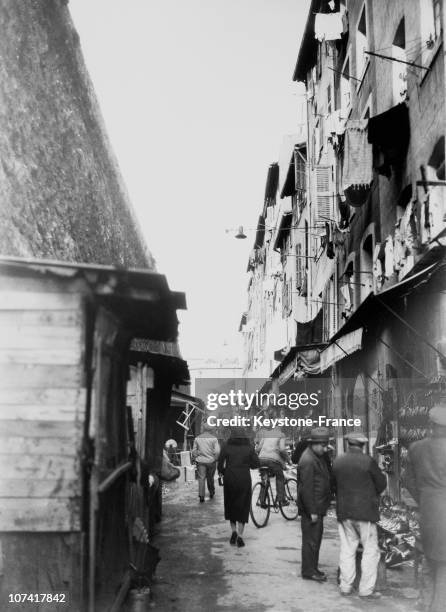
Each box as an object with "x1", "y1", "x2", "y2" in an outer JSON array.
[{"x1": 292, "y1": 0, "x2": 321, "y2": 83}]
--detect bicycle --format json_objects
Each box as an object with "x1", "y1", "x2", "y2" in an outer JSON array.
[{"x1": 250, "y1": 466, "x2": 299, "y2": 527}]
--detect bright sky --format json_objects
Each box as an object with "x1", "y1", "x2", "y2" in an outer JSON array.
[{"x1": 70, "y1": 0, "x2": 309, "y2": 361}]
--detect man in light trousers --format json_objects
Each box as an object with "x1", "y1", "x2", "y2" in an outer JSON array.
[
  {"x1": 192, "y1": 424, "x2": 220, "y2": 503},
  {"x1": 332, "y1": 432, "x2": 386, "y2": 599}
]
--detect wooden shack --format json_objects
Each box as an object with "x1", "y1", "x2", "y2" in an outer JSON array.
[{"x1": 0, "y1": 256, "x2": 187, "y2": 611}]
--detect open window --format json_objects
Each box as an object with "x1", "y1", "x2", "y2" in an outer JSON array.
[
  {"x1": 360, "y1": 233, "x2": 374, "y2": 301},
  {"x1": 392, "y1": 19, "x2": 408, "y2": 104}
]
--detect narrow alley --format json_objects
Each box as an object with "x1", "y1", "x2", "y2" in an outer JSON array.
[{"x1": 149, "y1": 477, "x2": 420, "y2": 612}]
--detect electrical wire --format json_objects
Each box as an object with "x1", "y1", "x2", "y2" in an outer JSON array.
[{"x1": 373, "y1": 36, "x2": 422, "y2": 54}]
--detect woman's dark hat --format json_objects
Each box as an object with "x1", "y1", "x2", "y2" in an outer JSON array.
[{"x1": 229, "y1": 425, "x2": 248, "y2": 439}]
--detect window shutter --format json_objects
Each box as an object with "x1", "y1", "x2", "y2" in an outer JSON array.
[
  {"x1": 294, "y1": 150, "x2": 306, "y2": 193},
  {"x1": 330, "y1": 278, "x2": 337, "y2": 337},
  {"x1": 312, "y1": 165, "x2": 333, "y2": 228},
  {"x1": 322, "y1": 286, "x2": 329, "y2": 341},
  {"x1": 295, "y1": 244, "x2": 302, "y2": 289},
  {"x1": 282, "y1": 273, "x2": 287, "y2": 318},
  {"x1": 322, "y1": 278, "x2": 337, "y2": 341}
]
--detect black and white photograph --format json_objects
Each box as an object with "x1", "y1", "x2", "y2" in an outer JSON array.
[{"x1": 0, "y1": 1, "x2": 446, "y2": 611}]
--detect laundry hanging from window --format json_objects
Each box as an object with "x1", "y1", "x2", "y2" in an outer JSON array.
[
  {"x1": 326, "y1": 109, "x2": 346, "y2": 150},
  {"x1": 367, "y1": 102, "x2": 410, "y2": 176},
  {"x1": 342, "y1": 119, "x2": 373, "y2": 206},
  {"x1": 314, "y1": 12, "x2": 344, "y2": 41},
  {"x1": 384, "y1": 235, "x2": 395, "y2": 278},
  {"x1": 340, "y1": 282, "x2": 353, "y2": 316}
]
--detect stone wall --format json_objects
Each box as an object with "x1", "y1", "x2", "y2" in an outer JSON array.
[{"x1": 0, "y1": 0, "x2": 153, "y2": 268}]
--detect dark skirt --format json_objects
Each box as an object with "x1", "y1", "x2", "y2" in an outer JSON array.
[{"x1": 223, "y1": 466, "x2": 252, "y2": 523}]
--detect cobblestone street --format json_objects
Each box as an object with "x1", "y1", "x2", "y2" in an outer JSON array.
[{"x1": 150, "y1": 478, "x2": 421, "y2": 612}]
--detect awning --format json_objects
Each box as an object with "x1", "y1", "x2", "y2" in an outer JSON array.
[
  {"x1": 130, "y1": 339, "x2": 182, "y2": 357},
  {"x1": 320, "y1": 327, "x2": 363, "y2": 372},
  {"x1": 273, "y1": 211, "x2": 293, "y2": 250},
  {"x1": 264, "y1": 163, "x2": 279, "y2": 206},
  {"x1": 280, "y1": 160, "x2": 296, "y2": 199},
  {"x1": 129, "y1": 339, "x2": 189, "y2": 383},
  {"x1": 271, "y1": 342, "x2": 327, "y2": 384},
  {"x1": 254, "y1": 215, "x2": 266, "y2": 249},
  {"x1": 293, "y1": 0, "x2": 319, "y2": 82},
  {"x1": 279, "y1": 135, "x2": 301, "y2": 198},
  {"x1": 330, "y1": 261, "x2": 441, "y2": 343}
]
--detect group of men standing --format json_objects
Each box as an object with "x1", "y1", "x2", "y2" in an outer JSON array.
[
  {"x1": 191, "y1": 407, "x2": 446, "y2": 611},
  {"x1": 298, "y1": 407, "x2": 446, "y2": 612},
  {"x1": 297, "y1": 426, "x2": 386, "y2": 599}
]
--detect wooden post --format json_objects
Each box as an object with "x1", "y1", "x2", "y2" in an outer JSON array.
[
  {"x1": 89, "y1": 338, "x2": 102, "y2": 612},
  {"x1": 141, "y1": 365, "x2": 147, "y2": 459},
  {"x1": 183, "y1": 402, "x2": 189, "y2": 450},
  {"x1": 136, "y1": 363, "x2": 143, "y2": 456}
]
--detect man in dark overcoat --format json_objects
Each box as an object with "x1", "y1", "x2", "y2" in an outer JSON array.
[
  {"x1": 332, "y1": 432, "x2": 386, "y2": 598},
  {"x1": 297, "y1": 427, "x2": 332, "y2": 581},
  {"x1": 405, "y1": 406, "x2": 446, "y2": 612}
]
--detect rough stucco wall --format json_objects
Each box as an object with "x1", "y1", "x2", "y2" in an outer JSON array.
[{"x1": 0, "y1": 0, "x2": 154, "y2": 269}]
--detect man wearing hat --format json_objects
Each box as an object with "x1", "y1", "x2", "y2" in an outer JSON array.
[
  {"x1": 297, "y1": 427, "x2": 332, "y2": 581},
  {"x1": 404, "y1": 406, "x2": 446, "y2": 612},
  {"x1": 332, "y1": 431, "x2": 386, "y2": 599}
]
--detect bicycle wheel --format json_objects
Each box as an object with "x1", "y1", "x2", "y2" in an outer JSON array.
[
  {"x1": 279, "y1": 478, "x2": 299, "y2": 520},
  {"x1": 250, "y1": 482, "x2": 271, "y2": 528}
]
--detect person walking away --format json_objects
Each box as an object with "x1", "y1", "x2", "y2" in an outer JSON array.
[
  {"x1": 218, "y1": 427, "x2": 260, "y2": 547},
  {"x1": 332, "y1": 432, "x2": 386, "y2": 599},
  {"x1": 297, "y1": 427, "x2": 332, "y2": 582},
  {"x1": 192, "y1": 424, "x2": 220, "y2": 503},
  {"x1": 404, "y1": 406, "x2": 446, "y2": 612},
  {"x1": 256, "y1": 418, "x2": 290, "y2": 505}
]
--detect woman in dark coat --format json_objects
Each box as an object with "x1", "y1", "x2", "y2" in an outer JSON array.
[{"x1": 217, "y1": 427, "x2": 260, "y2": 547}]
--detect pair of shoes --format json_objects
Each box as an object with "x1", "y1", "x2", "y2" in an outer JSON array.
[
  {"x1": 340, "y1": 590, "x2": 353, "y2": 596},
  {"x1": 359, "y1": 592, "x2": 381, "y2": 600},
  {"x1": 236, "y1": 536, "x2": 245, "y2": 548},
  {"x1": 199, "y1": 497, "x2": 205, "y2": 503},
  {"x1": 301, "y1": 574, "x2": 327, "y2": 582},
  {"x1": 209, "y1": 492, "x2": 215, "y2": 499},
  {"x1": 229, "y1": 531, "x2": 237, "y2": 545},
  {"x1": 279, "y1": 500, "x2": 290, "y2": 507},
  {"x1": 315, "y1": 569, "x2": 326, "y2": 578}
]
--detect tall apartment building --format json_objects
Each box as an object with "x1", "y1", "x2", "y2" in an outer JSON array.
[{"x1": 242, "y1": 0, "x2": 446, "y2": 500}]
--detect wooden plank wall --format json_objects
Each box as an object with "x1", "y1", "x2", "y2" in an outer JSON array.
[{"x1": 0, "y1": 277, "x2": 85, "y2": 531}]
